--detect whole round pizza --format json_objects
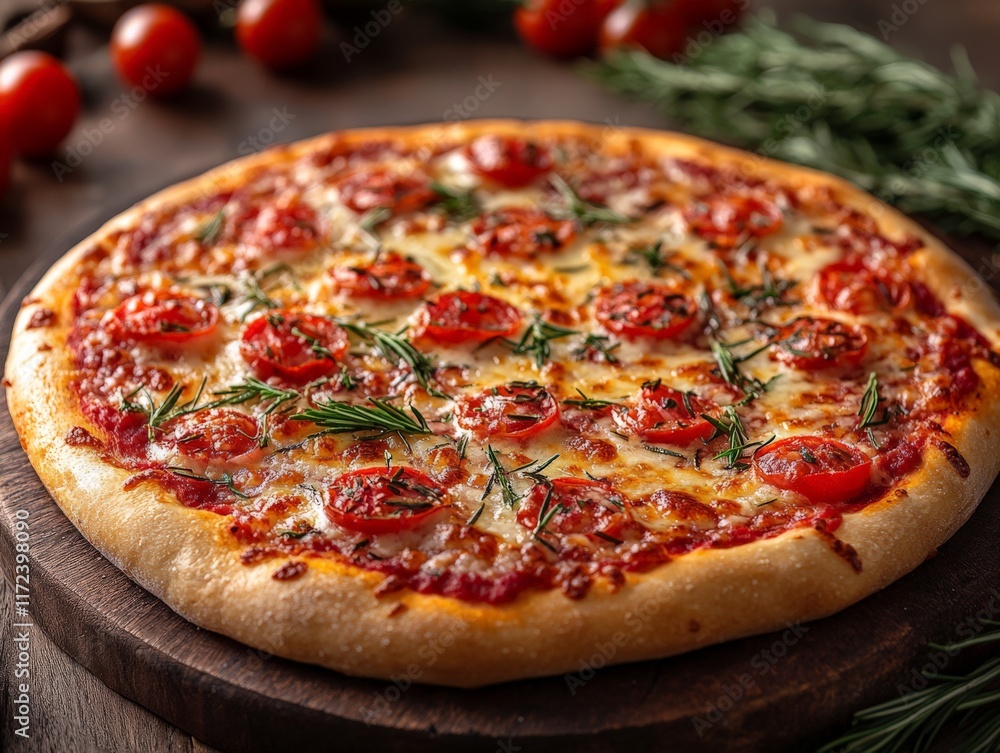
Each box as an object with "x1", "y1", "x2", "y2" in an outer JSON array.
[{"x1": 6, "y1": 120, "x2": 1000, "y2": 686}]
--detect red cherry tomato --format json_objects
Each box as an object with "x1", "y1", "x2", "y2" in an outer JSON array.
[
  {"x1": 108, "y1": 292, "x2": 219, "y2": 345},
  {"x1": 236, "y1": 0, "x2": 322, "y2": 72},
  {"x1": 754, "y1": 436, "x2": 872, "y2": 505},
  {"x1": 329, "y1": 254, "x2": 431, "y2": 299},
  {"x1": 600, "y1": 0, "x2": 744, "y2": 59},
  {"x1": 326, "y1": 466, "x2": 447, "y2": 535},
  {"x1": 163, "y1": 409, "x2": 261, "y2": 463},
  {"x1": 773, "y1": 317, "x2": 869, "y2": 371},
  {"x1": 110, "y1": 4, "x2": 201, "y2": 97},
  {"x1": 515, "y1": 0, "x2": 614, "y2": 58},
  {"x1": 813, "y1": 261, "x2": 911, "y2": 314},
  {"x1": 686, "y1": 196, "x2": 784, "y2": 249},
  {"x1": 240, "y1": 198, "x2": 321, "y2": 256},
  {"x1": 517, "y1": 477, "x2": 632, "y2": 543},
  {"x1": 456, "y1": 382, "x2": 560, "y2": 440},
  {"x1": 414, "y1": 291, "x2": 523, "y2": 345},
  {"x1": 240, "y1": 311, "x2": 349, "y2": 382},
  {"x1": 595, "y1": 281, "x2": 697, "y2": 340},
  {"x1": 337, "y1": 168, "x2": 436, "y2": 215},
  {"x1": 614, "y1": 383, "x2": 718, "y2": 445},
  {"x1": 467, "y1": 135, "x2": 554, "y2": 188},
  {"x1": 470, "y1": 207, "x2": 577, "y2": 258},
  {"x1": 0, "y1": 51, "x2": 80, "y2": 157}
]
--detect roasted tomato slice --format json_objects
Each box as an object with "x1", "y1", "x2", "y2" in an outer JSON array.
[
  {"x1": 336, "y1": 167, "x2": 436, "y2": 215},
  {"x1": 456, "y1": 382, "x2": 560, "y2": 440},
  {"x1": 773, "y1": 317, "x2": 869, "y2": 370},
  {"x1": 163, "y1": 409, "x2": 261, "y2": 463},
  {"x1": 686, "y1": 196, "x2": 783, "y2": 248},
  {"x1": 329, "y1": 253, "x2": 432, "y2": 299},
  {"x1": 467, "y1": 135, "x2": 554, "y2": 188},
  {"x1": 108, "y1": 292, "x2": 219, "y2": 345},
  {"x1": 754, "y1": 436, "x2": 872, "y2": 505},
  {"x1": 326, "y1": 466, "x2": 447, "y2": 535},
  {"x1": 241, "y1": 197, "x2": 321, "y2": 255},
  {"x1": 240, "y1": 311, "x2": 349, "y2": 382},
  {"x1": 595, "y1": 281, "x2": 697, "y2": 340},
  {"x1": 413, "y1": 291, "x2": 523, "y2": 344},
  {"x1": 517, "y1": 477, "x2": 632, "y2": 542},
  {"x1": 614, "y1": 383, "x2": 719, "y2": 445},
  {"x1": 470, "y1": 207, "x2": 577, "y2": 258},
  {"x1": 813, "y1": 261, "x2": 911, "y2": 314}
]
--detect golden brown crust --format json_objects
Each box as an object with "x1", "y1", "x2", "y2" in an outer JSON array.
[{"x1": 6, "y1": 120, "x2": 1000, "y2": 687}]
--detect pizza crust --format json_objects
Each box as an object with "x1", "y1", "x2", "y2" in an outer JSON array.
[{"x1": 6, "y1": 120, "x2": 1000, "y2": 687}]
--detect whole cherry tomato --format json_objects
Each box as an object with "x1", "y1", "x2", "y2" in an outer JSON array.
[
  {"x1": 0, "y1": 51, "x2": 80, "y2": 157},
  {"x1": 515, "y1": 0, "x2": 617, "y2": 59},
  {"x1": 236, "y1": 0, "x2": 323, "y2": 72},
  {"x1": 600, "y1": 0, "x2": 746, "y2": 60},
  {"x1": 111, "y1": 4, "x2": 201, "y2": 97}
]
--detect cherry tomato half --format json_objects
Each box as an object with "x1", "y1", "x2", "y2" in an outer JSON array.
[
  {"x1": 515, "y1": 0, "x2": 615, "y2": 58},
  {"x1": 163, "y1": 409, "x2": 261, "y2": 464},
  {"x1": 236, "y1": 0, "x2": 323, "y2": 72},
  {"x1": 614, "y1": 383, "x2": 718, "y2": 445},
  {"x1": 456, "y1": 382, "x2": 560, "y2": 440},
  {"x1": 240, "y1": 311, "x2": 349, "y2": 382},
  {"x1": 600, "y1": 0, "x2": 745, "y2": 60},
  {"x1": 108, "y1": 292, "x2": 219, "y2": 345},
  {"x1": 470, "y1": 207, "x2": 577, "y2": 258},
  {"x1": 0, "y1": 51, "x2": 80, "y2": 157},
  {"x1": 773, "y1": 317, "x2": 869, "y2": 371},
  {"x1": 467, "y1": 135, "x2": 554, "y2": 188},
  {"x1": 111, "y1": 4, "x2": 201, "y2": 97},
  {"x1": 517, "y1": 477, "x2": 632, "y2": 542},
  {"x1": 337, "y1": 167, "x2": 436, "y2": 215},
  {"x1": 813, "y1": 261, "x2": 911, "y2": 314},
  {"x1": 754, "y1": 436, "x2": 872, "y2": 505},
  {"x1": 595, "y1": 281, "x2": 697, "y2": 340},
  {"x1": 414, "y1": 291, "x2": 523, "y2": 345},
  {"x1": 686, "y1": 196, "x2": 784, "y2": 249},
  {"x1": 329, "y1": 254, "x2": 431, "y2": 299},
  {"x1": 326, "y1": 466, "x2": 447, "y2": 535}
]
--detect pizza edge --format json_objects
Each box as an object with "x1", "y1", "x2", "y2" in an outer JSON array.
[{"x1": 6, "y1": 120, "x2": 1000, "y2": 688}]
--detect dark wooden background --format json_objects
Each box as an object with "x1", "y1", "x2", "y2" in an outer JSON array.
[{"x1": 2, "y1": 1, "x2": 1000, "y2": 751}]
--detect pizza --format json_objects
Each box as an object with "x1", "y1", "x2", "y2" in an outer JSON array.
[{"x1": 6, "y1": 120, "x2": 1000, "y2": 687}]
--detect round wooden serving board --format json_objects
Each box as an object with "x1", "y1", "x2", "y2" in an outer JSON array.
[{"x1": 1, "y1": 213, "x2": 999, "y2": 753}]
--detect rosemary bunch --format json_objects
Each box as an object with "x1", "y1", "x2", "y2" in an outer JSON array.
[{"x1": 581, "y1": 12, "x2": 1000, "y2": 242}]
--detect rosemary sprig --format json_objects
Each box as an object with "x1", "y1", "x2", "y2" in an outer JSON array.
[
  {"x1": 166, "y1": 466, "x2": 249, "y2": 498},
  {"x1": 194, "y1": 209, "x2": 226, "y2": 246},
  {"x1": 562, "y1": 389, "x2": 619, "y2": 410},
  {"x1": 236, "y1": 265, "x2": 290, "y2": 321},
  {"x1": 431, "y1": 182, "x2": 482, "y2": 221},
  {"x1": 709, "y1": 337, "x2": 772, "y2": 402},
  {"x1": 121, "y1": 380, "x2": 208, "y2": 441},
  {"x1": 335, "y1": 318, "x2": 447, "y2": 398},
  {"x1": 821, "y1": 620, "x2": 1000, "y2": 753},
  {"x1": 858, "y1": 372, "x2": 889, "y2": 447},
  {"x1": 207, "y1": 378, "x2": 300, "y2": 415},
  {"x1": 582, "y1": 13, "x2": 1000, "y2": 243},
  {"x1": 572, "y1": 332, "x2": 621, "y2": 364},
  {"x1": 483, "y1": 445, "x2": 520, "y2": 508},
  {"x1": 358, "y1": 206, "x2": 392, "y2": 245},
  {"x1": 508, "y1": 314, "x2": 579, "y2": 369},
  {"x1": 549, "y1": 174, "x2": 631, "y2": 226},
  {"x1": 626, "y1": 241, "x2": 689, "y2": 278},
  {"x1": 703, "y1": 405, "x2": 773, "y2": 470},
  {"x1": 292, "y1": 397, "x2": 433, "y2": 438}
]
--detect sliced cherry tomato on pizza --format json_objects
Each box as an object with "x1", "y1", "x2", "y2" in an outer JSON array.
[
  {"x1": 813, "y1": 261, "x2": 912, "y2": 314},
  {"x1": 514, "y1": 0, "x2": 613, "y2": 58},
  {"x1": 686, "y1": 196, "x2": 784, "y2": 248},
  {"x1": 236, "y1": 0, "x2": 322, "y2": 72},
  {"x1": 329, "y1": 254, "x2": 432, "y2": 299},
  {"x1": 470, "y1": 207, "x2": 577, "y2": 258},
  {"x1": 110, "y1": 4, "x2": 201, "y2": 97},
  {"x1": 517, "y1": 477, "x2": 632, "y2": 542},
  {"x1": 326, "y1": 466, "x2": 447, "y2": 535},
  {"x1": 614, "y1": 383, "x2": 718, "y2": 445},
  {"x1": 773, "y1": 317, "x2": 869, "y2": 370},
  {"x1": 456, "y1": 382, "x2": 560, "y2": 440},
  {"x1": 163, "y1": 409, "x2": 261, "y2": 463},
  {"x1": 240, "y1": 311, "x2": 349, "y2": 382},
  {"x1": 754, "y1": 436, "x2": 872, "y2": 505},
  {"x1": 241, "y1": 198, "x2": 321, "y2": 255},
  {"x1": 108, "y1": 292, "x2": 219, "y2": 345},
  {"x1": 413, "y1": 291, "x2": 523, "y2": 344},
  {"x1": 466, "y1": 135, "x2": 554, "y2": 188},
  {"x1": 0, "y1": 51, "x2": 80, "y2": 156},
  {"x1": 595, "y1": 281, "x2": 697, "y2": 340},
  {"x1": 337, "y1": 168, "x2": 436, "y2": 215}
]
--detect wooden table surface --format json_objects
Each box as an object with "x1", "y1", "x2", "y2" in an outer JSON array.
[{"x1": 2, "y1": 1, "x2": 999, "y2": 751}]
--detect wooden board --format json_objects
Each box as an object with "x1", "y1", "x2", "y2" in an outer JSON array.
[{"x1": 1, "y1": 219, "x2": 999, "y2": 753}]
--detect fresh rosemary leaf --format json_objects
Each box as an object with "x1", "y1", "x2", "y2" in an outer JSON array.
[
  {"x1": 549, "y1": 174, "x2": 631, "y2": 226},
  {"x1": 562, "y1": 389, "x2": 619, "y2": 410},
  {"x1": 709, "y1": 337, "x2": 771, "y2": 402},
  {"x1": 626, "y1": 241, "x2": 689, "y2": 278},
  {"x1": 207, "y1": 378, "x2": 300, "y2": 415},
  {"x1": 703, "y1": 405, "x2": 773, "y2": 470},
  {"x1": 335, "y1": 318, "x2": 447, "y2": 398},
  {"x1": 508, "y1": 314, "x2": 579, "y2": 368},
  {"x1": 166, "y1": 466, "x2": 249, "y2": 498},
  {"x1": 431, "y1": 182, "x2": 482, "y2": 221},
  {"x1": 572, "y1": 332, "x2": 621, "y2": 364},
  {"x1": 194, "y1": 209, "x2": 226, "y2": 246},
  {"x1": 858, "y1": 372, "x2": 885, "y2": 429},
  {"x1": 483, "y1": 445, "x2": 520, "y2": 508},
  {"x1": 292, "y1": 397, "x2": 433, "y2": 437}
]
